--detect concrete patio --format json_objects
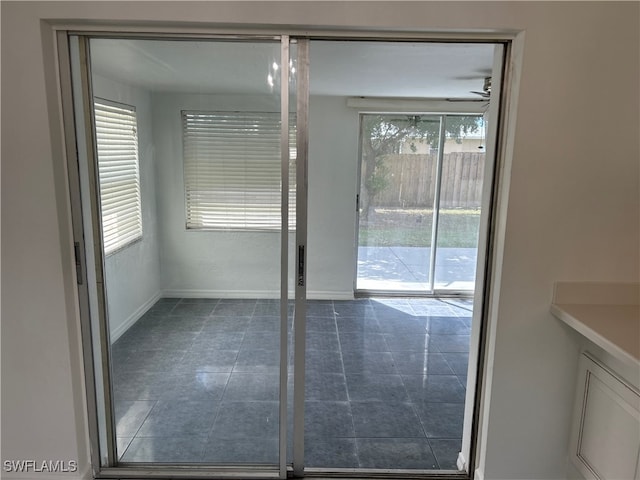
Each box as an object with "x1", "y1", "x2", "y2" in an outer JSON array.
[{"x1": 357, "y1": 247, "x2": 478, "y2": 292}]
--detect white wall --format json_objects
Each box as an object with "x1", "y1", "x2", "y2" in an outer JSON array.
[
  {"x1": 1, "y1": 2, "x2": 638, "y2": 480},
  {"x1": 152, "y1": 92, "x2": 358, "y2": 298},
  {"x1": 91, "y1": 75, "x2": 162, "y2": 341},
  {"x1": 152, "y1": 92, "x2": 290, "y2": 297},
  {"x1": 307, "y1": 96, "x2": 360, "y2": 296}
]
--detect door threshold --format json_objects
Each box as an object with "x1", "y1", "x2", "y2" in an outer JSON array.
[
  {"x1": 354, "y1": 290, "x2": 474, "y2": 299},
  {"x1": 298, "y1": 467, "x2": 468, "y2": 480}
]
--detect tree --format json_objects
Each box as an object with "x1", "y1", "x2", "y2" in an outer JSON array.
[{"x1": 359, "y1": 114, "x2": 482, "y2": 220}]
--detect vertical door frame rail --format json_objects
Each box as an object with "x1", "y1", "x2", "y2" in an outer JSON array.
[
  {"x1": 279, "y1": 35, "x2": 291, "y2": 480},
  {"x1": 52, "y1": 21, "x2": 517, "y2": 480},
  {"x1": 292, "y1": 38, "x2": 310, "y2": 478},
  {"x1": 427, "y1": 115, "x2": 449, "y2": 291}
]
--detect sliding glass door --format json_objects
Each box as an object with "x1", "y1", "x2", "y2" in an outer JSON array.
[
  {"x1": 68, "y1": 34, "x2": 299, "y2": 477},
  {"x1": 356, "y1": 113, "x2": 486, "y2": 295},
  {"x1": 64, "y1": 30, "x2": 503, "y2": 478}
]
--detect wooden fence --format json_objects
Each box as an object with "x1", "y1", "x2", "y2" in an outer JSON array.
[{"x1": 373, "y1": 152, "x2": 485, "y2": 209}]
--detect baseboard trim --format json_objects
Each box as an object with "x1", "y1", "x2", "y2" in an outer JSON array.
[
  {"x1": 457, "y1": 451, "x2": 467, "y2": 471},
  {"x1": 163, "y1": 289, "x2": 280, "y2": 299},
  {"x1": 162, "y1": 289, "x2": 354, "y2": 301},
  {"x1": 110, "y1": 291, "x2": 162, "y2": 343},
  {"x1": 307, "y1": 290, "x2": 354, "y2": 300}
]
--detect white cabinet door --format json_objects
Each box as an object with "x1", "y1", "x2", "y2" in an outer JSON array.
[{"x1": 570, "y1": 353, "x2": 640, "y2": 480}]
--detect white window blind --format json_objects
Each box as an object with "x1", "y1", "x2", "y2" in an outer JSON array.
[
  {"x1": 183, "y1": 111, "x2": 296, "y2": 230},
  {"x1": 94, "y1": 99, "x2": 142, "y2": 255}
]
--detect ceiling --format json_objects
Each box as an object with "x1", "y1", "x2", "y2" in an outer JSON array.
[{"x1": 90, "y1": 38, "x2": 495, "y2": 98}]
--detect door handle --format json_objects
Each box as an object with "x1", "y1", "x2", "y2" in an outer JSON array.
[
  {"x1": 74, "y1": 241, "x2": 83, "y2": 285},
  {"x1": 297, "y1": 245, "x2": 305, "y2": 287}
]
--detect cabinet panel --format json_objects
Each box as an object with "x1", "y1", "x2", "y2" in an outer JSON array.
[{"x1": 570, "y1": 353, "x2": 640, "y2": 480}]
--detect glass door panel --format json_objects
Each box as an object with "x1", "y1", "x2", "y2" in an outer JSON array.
[
  {"x1": 433, "y1": 115, "x2": 485, "y2": 291},
  {"x1": 79, "y1": 37, "x2": 290, "y2": 470},
  {"x1": 357, "y1": 114, "x2": 441, "y2": 292}
]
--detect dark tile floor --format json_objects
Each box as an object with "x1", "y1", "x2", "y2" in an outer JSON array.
[{"x1": 111, "y1": 297, "x2": 472, "y2": 470}]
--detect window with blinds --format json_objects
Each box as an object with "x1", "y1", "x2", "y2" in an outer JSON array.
[
  {"x1": 94, "y1": 99, "x2": 142, "y2": 255},
  {"x1": 182, "y1": 111, "x2": 296, "y2": 231}
]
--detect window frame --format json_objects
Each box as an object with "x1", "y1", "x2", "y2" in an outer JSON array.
[{"x1": 93, "y1": 97, "x2": 143, "y2": 255}]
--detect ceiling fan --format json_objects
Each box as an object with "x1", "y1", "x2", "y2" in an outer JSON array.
[{"x1": 471, "y1": 77, "x2": 492, "y2": 98}]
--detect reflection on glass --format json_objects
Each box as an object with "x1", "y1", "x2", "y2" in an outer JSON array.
[
  {"x1": 433, "y1": 115, "x2": 484, "y2": 291},
  {"x1": 89, "y1": 38, "x2": 284, "y2": 465}
]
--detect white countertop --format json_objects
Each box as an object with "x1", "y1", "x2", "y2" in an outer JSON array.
[{"x1": 551, "y1": 282, "x2": 640, "y2": 369}]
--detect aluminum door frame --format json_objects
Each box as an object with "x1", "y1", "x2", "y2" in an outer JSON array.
[{"x1": 59, "y1": 31, "x2": 295, "y2": 480}]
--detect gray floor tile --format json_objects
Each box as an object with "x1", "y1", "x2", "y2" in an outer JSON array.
[
  {"x1": 234, "y1": 348, "x2": 280, "y2": 373},
  {"x1": 169, "y1": 372, "x2": 230, "y2": 402},
  {"x1": 306, "y1": 316, "x2": 338, "y2": 333},
  {"x1": 253, "y1": 299, "x2": 283, "y2": 316},
  {"x1": 175, "y1": 348, "x2": 238, "y2": 373},
  {"x1": 371, "y1": 299, "x2": 414, "y2": 313},
  {"x1": 112, "y1": 296, "x2": 472, "y2": 469},
  {"x1": 247, "y1": 315, "x2": 280, "y2": 332},
  {"x1": 305, "y1": 348, "x2": 344, "y2": 373},
  {"x1": 145, "y1": 298, "x2": 180, "y2": 315},
  {"x1": 305, "y1": 437, "x2": 359, "y2": 468},
  {"x1": 357, "y1": 438, "x2": 438, "y2": 469},
  {"x1": 304, "y1": 401, "x2": 355, "y2": 437},
  {"x1": 430, "y1": 334, "x2": 471, "y2": 353},
  {"x1": 336, "y1": 316, "x2": 381, "y2": 334},
  {"x1": 411, "y1": 304, "x2": 459, "y2": 316},
  {"x1": 350, "y1": 402, "x2": 424, "y2": 437},
  {"x1": 113, "y1": 371, "x2": 181, "y2": 401},
  {"x1": 116, "y1": 436, "x2": 133, "y2": 460},
  {"x1": 346, "y1": 374, "x2": 408, "y2": 402},
  {"x1": 305, "y1": 372, "x2": 348, "y2": 401},
  {"x1": 202, "y1": 316, "x2": 251, "y2": 334},
  {"x1": 213, "y1": 301, "x2": 257, "y2": 316},
  {"x1": 114, "y1": 400, "x2": 156, "y2": 437},
  {"x1": 210, "y1": 401, "x2": 279, "y2": 438},
  {"x1": 146, "y1": 315, "x2": 207, "y2": 334},
  {"x1": 383, "y1": 333, "x2": 432, "y2": 352},
  {"x1": 306, "y1": 301, "x2": 335, "y2": 317},
  {"x1": 120, "y1": 435, "x2": 206, "y2": 463},
  {"x1": 333, "y1": 301, "x2": 375, "y2": 318},
  {"x1": 425, "y1": 316, "x2": 471, "y2": 335},
  {"x1": 306, "y1": 331, "x2": 340, "y2": 351},
  {"x1": 429, "y1": 438, "x2": 462, "y2": 470},
  {"x1": 342, "y1": 351, "x2": 398, "y2": 374},
  {"x1": 171, "y1": 302, "x2": 216, "y2": 317},
  {"x1": 412, "y1": 402, "x2": 465, "y2": 438},
  {"x1": 137, "y1": 398, "x2": 219, "y2": 437},
  {"x1": 241, "y1": 331, "x2": 280, "y2": 350},
  {"x1": 192, "y1": 332, "x2": 245, "y2": 351},
  {"x1": 391, "y1": 352, "x2": 454, "y2": 375},
  {"x1": 117, "y1": 330, "x2": 197, "y2": 353},
  {"x1": 180, "y1": 298, "x2": 219, "y2": 304},
  {"x1": 376, "y1": 315, "x2": 426, "y2": 334},
  {"x1": 442, "y1": 352, "x2": 470, "y2": 375},
  {"x1": 202, "y1": 436, "x2": 279, "y2": 464},
  {"x1": 113, "y1": 347, "x2": 187, "y2": 374},
  {"x1": 223, "y1": 373, "x2": 279, "y2": 401},
  {"x1": 402, "y1": 374, "x2": 466, "y2": 403},
  {"x1": 339, "y1": 332, "x2": 389, "y2": 351}
]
